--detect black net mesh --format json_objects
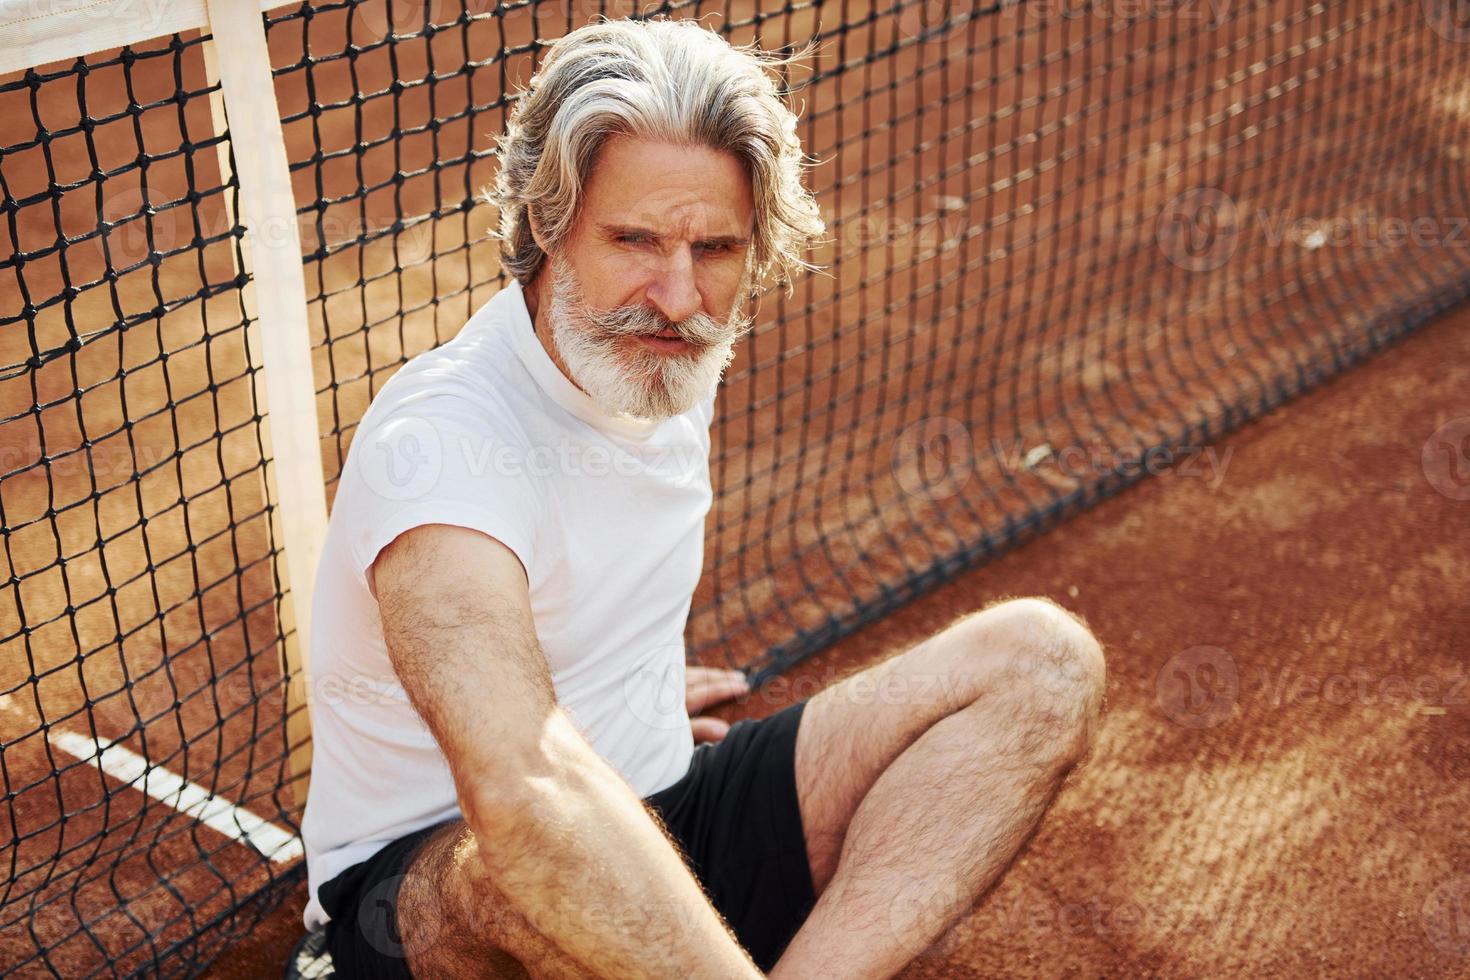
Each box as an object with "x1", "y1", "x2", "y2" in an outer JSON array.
[
  {"x1": 2, "y1": 0, "x2": 1468, "y2": 975},
  {"x1": 0, "y1": 31, "x2": 301, "y2": 978}
]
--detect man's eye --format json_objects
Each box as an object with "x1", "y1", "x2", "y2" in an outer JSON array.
[
  {"x1": 695, "y1": 241, "x2": 731, "y2": 256},
  {"x1": 617, "y1": 233, "x2": 650, "y2": 245}
]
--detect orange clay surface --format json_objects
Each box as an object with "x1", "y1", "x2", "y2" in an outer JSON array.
[{"x1": 208, "y1": 287, "x2": 1470, "y2": 979}]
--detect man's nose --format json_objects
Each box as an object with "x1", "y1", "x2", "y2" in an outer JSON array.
[{"x1": 645, "y1": 246, "x2": 701, "y2": 324}]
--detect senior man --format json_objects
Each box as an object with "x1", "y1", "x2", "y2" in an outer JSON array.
[{"x1": 301, "y1": 17, "x2": 1105, "y2": 979}]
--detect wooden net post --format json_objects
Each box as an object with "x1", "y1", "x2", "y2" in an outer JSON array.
[{"x1": 202, "y1": 0, "x2": 327, "y2": 820}]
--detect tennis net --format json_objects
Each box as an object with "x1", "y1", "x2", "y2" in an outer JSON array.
[{"x1": 1, "y1": 0, "x2": 1467, "y2": 975}]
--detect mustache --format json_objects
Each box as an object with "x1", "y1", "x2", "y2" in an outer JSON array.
[{"x1": 580, "y1": 299, "x2": 753, "y2": 348}]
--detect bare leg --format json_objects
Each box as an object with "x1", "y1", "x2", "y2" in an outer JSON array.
[
  {"x1": 396, "y1": 820, "x2": 593, "y2": 979},
  {"x1": 773, "y1": 598, "x2": 1106, "y2": 979}
]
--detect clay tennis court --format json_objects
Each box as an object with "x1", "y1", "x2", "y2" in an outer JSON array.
[
  {"x1": 1, "y1": 0, "x2": 1467, "y2": 976},
  {"x1": 210, "y1": 292, "x2": 1470, "y2": 977}
]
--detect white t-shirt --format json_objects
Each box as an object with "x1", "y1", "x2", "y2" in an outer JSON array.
[{"x1": 300, "y1": 280, "x2": 711, "y2": 929}]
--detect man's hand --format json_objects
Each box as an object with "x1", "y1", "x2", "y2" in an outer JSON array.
[{"x1": 687, "y1": 666, "x2": 750, "y2": 743}]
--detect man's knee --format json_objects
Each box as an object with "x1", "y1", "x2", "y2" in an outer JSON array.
[{"x1": 950, "y1": 597, "x2": 1106, "y2": 760}]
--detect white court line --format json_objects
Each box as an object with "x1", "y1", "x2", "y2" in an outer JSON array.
[{"x1": 0, "y1": 694, "x2": 303, "y2": 865}]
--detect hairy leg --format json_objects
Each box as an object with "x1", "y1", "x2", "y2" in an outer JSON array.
[
  {"x1": 397, "y1": 820, "x2": 593, "y2": 979},
  {"x1": 775, "y1": 597, "x2": 1105, "y2": 979}
]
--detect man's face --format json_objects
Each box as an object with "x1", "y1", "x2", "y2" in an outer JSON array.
[{"x1": 538, "y1": 136, "x2": 757, "y2": 420}]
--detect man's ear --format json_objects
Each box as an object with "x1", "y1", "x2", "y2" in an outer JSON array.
[{"x1": 527, "y1": 207, "x2": 549, "y2": 254}]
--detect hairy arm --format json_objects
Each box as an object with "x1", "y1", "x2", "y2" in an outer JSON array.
[{"x1": 371, "y1": 522, "x2": 761, "y2": 978}]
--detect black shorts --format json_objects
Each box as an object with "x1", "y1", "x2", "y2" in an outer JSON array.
[{"x1": 319, "y1": 700, "x2": 816, "y2": 977}]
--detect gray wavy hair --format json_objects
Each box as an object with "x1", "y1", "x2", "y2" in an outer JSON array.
[{"x1": 486, "y1": 18, "x2": 825, "y2": 288}]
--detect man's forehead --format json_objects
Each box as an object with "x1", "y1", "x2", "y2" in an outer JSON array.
[
  {"x1": 592, "y1": 200, "x2": 751, "y2": 240},
  {"x1": 581, "y1": 137, "x2": 755, "y2": 238}
]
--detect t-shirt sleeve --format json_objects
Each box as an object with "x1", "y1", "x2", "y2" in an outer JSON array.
[{"x1": 338, "y1": 394, "x2": 541, "y2": 586}]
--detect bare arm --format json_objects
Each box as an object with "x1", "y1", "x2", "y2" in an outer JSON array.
[{"x1": 371, "y1": 523, "x2": 761, "y2": 978}]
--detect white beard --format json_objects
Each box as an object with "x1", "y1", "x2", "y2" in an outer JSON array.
[{"x1": 543, "y1": 258, "x2": 751, "y2": 420}]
